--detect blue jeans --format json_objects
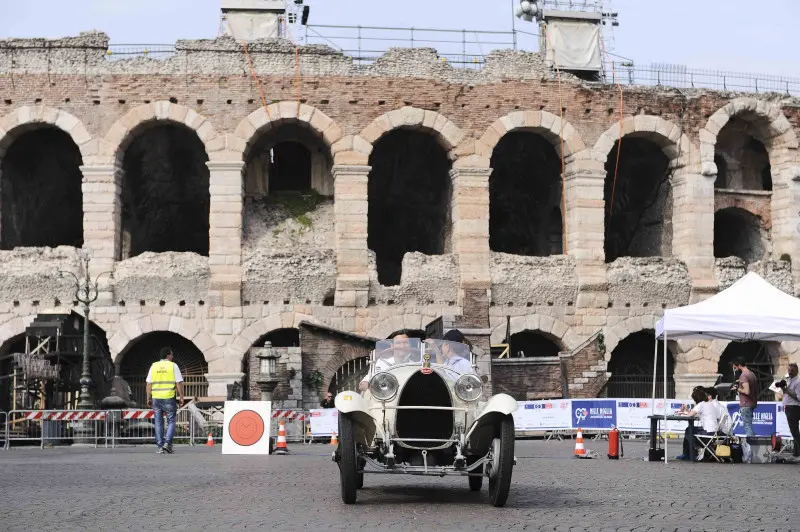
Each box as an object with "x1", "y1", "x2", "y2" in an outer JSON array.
[
  {"x1": 739, "y1": 406, "x2": 756, "y2": 437},
  {"x1": 153, "y1": 398, "x2": 177, "y2": 447}
]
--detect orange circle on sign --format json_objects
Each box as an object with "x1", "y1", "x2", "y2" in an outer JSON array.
[{"x1": 229, "y1": 410, "x2": 265, "y2": 447}]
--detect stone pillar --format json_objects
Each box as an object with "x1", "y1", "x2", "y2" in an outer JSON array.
[
  {"x1": 771, "y1": 167, "x2": 800, "y2": 295},
  {"x1": 333, "y1": 165, "x2": 371, "y2": 307},
  {"x1": 671, "y1": 170, "x2": 716, "y2": 302},
  {"x1": 204, "y1": 372, "x2": 245, "y2": 398},
  {"x1": 207, "y1": 161, "x2": 244, "y2": 307},
  {"x1": 563, "y1": 162, "x2": 607, "y2": 311},
  {"x1": 80, "y1": 164, "x2": 120, "y2": 304},
  {"x1": 673, "y1": 373, "x2": 721, "y2": 400},
  {"x1": 449, "y1": 167, "x2": 492, "y2": 309}
]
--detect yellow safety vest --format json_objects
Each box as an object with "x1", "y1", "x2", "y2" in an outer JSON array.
[{"x1": 150, "y1": 360, "x2": 177, "y2": 399}]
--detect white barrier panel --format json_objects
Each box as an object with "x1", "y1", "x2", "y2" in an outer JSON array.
[
  {"x1": 514, "y1": 399, "x2": 795, "y2": 437},
  {"x1": 221, "y1": 401, "x2": 272, "y2": 455},
  {"x1": 309, "y1": 408, "x2": 338, "y2": 436}
]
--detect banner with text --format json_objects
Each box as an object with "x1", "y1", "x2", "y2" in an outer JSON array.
[
  {"x1": 513, "y1": 400, "x2": 794, "y2": 437},
  {"x1": 309, "y1": 408, "x2": 339, "y2": 436}
]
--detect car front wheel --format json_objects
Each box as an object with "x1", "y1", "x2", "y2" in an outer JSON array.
[
  {"x1": 338, "y1": 413, "x2": 358, "y2": 504},
  {"x1": 487, "y1": 414, "x2": 514, "y2": 507}
]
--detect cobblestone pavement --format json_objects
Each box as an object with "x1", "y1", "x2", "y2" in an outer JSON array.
[{"x1": 0, "y1": 439, "x2": 796, "y2": 531}]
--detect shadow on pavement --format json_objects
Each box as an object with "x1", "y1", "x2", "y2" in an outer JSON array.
[{"x1": 352, "y1": 484, "x2": 579, "y2": 509}]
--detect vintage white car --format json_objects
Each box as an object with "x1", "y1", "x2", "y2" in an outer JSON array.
[{"x1": 332, "y1": 337, "x2": 518, "y2": 506}]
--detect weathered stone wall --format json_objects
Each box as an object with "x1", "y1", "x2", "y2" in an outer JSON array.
[{"x1": 0, "y1": 31, "x2": 799, "y2": 400}]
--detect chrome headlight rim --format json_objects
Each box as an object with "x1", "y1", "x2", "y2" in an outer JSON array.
[
  {"x1": 454, "y1": 373, "x2": 483, "y2": 402},
  {"x1": 369, "y1": 371, "x2": 399, "y2": 401}
]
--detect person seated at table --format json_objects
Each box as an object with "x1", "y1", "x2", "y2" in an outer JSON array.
[
  {"x1": 705, "y1": 386, "x2": 731, "y2": 433},
  {"x1": 675, "y1": 388, "x2": 719, "y2": 461}
]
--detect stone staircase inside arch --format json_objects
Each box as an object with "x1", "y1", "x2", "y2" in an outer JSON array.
[{"x1": 558, "y1": 329, "x2": 609, "y2": 398}]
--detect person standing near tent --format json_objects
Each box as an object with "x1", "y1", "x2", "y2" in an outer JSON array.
[
  {"x1": 777, "y1": 363, "x2": 800, "y2": 456},
  {"x1": 732, "y1": 357, "x2": 758, "y2": 437}
]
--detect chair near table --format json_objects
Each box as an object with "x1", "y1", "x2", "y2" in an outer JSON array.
[{"x1": 693, "y1": 413, "x2": 734, "y2": 462}]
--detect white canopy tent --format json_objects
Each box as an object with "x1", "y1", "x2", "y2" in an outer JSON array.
[{"x1": 651, "y1": 272, "x2": 800, "y2": 462}]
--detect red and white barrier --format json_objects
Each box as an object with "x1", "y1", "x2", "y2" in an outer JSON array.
[
  {"x1": 121, "y1": 410, "x2": 155, "y2": 420},
  {"x1": 23, "y1": 411, "x2": 107, "y2": 421},
  {"x1": 272, "y1": 409, "x2": 307, "y2": 421}
]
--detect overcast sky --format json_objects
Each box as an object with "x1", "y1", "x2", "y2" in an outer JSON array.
[{"x1": 1, "y1": 0, "x2": 797, "y2": 78}]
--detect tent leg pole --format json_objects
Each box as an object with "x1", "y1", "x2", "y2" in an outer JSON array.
[{"x1": 664, "y1": 331, "x2": 668, "y2": 465}]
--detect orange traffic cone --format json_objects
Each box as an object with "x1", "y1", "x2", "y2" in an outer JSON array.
[
  {"x1": 574, "y1": 428, "x2": 586, "y2": 457},
  {"x1": 273, "y1": 420, "x2": 289, "y2": 455},
  {"x1": 206, "y1": 433, "x2": 214, "y2": 446},
  {"x1": 330, "y1": 430, "x2": 338, "y2": 446}
]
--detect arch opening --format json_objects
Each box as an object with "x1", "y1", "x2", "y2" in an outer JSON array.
[
  {"x1": 604, "y1": 138, "x2": 672, "y2": 263},
  {"x1": 489, "y1": 132, "x2": 563, "y2": 256},
  {"x1": 254, "y1": 328, "x2": 300, "y2": 348},
  {"x1": 606, "y1": 330, "x2": 674, "y2": 398},
  {"x1": 507, "y1": 330, "x2": 562, "y2": 358},
  {"x1": 328, "y1": 355, "x2": 370, "y2": 397},
  {"x1": 0, "y1": 127, "x2": 84, "y2": 249},
  {"x1": 714, "y1": 207, "x2": 768, "y2": 263},
  {"x1": 118, "y1": 331, "x2": 208, "y2": 406},
  {"x1": 717, "y1": 341, "x2": 777, "y2": 402},
  {"x1": 714, "y1": 118, "x2": 772, "y2": 191},
  {"x1": 244, "y1": 122, "x2": 333, "y2": 198},
  {"x1": 119, "y1": 123, "x2": 210, "y2": 259},
  {"x1": 368, "y1": 129, "x2": 452, "y2": 286}
]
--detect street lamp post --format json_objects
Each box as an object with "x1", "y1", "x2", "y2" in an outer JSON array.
[
  {"x1": 254, "y1": 342, "x2": 282, "y2": 402},
  {"x1": 58, "y1": 252, "x2": 113, "y2": 410}
]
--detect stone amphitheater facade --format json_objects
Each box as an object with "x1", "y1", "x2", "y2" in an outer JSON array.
[{"x1": 0, "y1": 31, "x2": 799, "y2": 406}]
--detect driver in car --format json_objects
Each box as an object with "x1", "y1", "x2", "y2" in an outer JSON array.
[{"x1": 358, "y1": 333, "x2": 412, "y2": 391}]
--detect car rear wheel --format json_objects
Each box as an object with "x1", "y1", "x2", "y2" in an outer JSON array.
[
  {"x1": 487, "y1": 415, "x2": 514, "y2": 507},
  {"x1": 338, "y1": 413, "x2": 358, "y2": 504}
]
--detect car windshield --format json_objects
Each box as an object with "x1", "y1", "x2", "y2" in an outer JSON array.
[{"x1": 372, "y1": 338, "x2": 475, "y2": 374}]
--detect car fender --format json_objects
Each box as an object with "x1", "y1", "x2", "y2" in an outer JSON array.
[
  {"x1": 334, "y1": 391, "x2": 379, "y2": 442},
  {"x1": 465, "y1": 394, "x2": 518, "y2": 453}
]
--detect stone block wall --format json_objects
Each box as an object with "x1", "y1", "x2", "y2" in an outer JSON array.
[{"x1": 0, "y1": 32, "x2": 798, "y2": 401}]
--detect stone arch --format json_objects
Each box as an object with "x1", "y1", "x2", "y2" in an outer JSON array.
[
  {"x1": 100, "y1": 102, "x2": 224, "y2": 164},
  {"x1": 108, "y1": 315, "x2": 218, "y2": 367},
  {"x1": 603, "y1": 316, "x2": 663, "y2": 357},
  {"x1": 0, "y1": 106, "x2": 93, "y2": 160},
  {"x1": 0, "y1": 315, "x2": 37, "y2": 348},
  {"x1": 358, "y1": 106, "x2": 467, "y2": 160},
  {"x1": 233, "y1": 102, "x2": 345, "y2": 163},
  {"x1": 592, "y1": 115, "x2": 694, "y2": 171},
  {"x1": 226, "y1": 312, "x2": 332, "y2": 363},
  {"x1": 478, "y1": 110, "x2": 586, "y2": 161},
  {"x1": 700, "y1": 97, "x2": 798, "y2": 180},
  {"x1": 489, "y1": 314, "x2": 580, "y2": 351}
]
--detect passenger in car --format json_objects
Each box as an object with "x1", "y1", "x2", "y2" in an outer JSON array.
[{"x1": 440, "y1": 329, "x2": 475, "y2": 374}]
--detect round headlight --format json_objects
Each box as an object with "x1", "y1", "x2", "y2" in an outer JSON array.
[
  {"x1": 369, "y1": 372, "x2": 399, "y2": 401},
  {"x1": 454, "y1": 374, "x2": 483, "y2": 402}
]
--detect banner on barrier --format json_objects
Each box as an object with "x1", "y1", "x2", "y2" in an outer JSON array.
[
  {"x1": 726, "y1": 403, "x2": 776, "y2": 438},
  {"x1": 776, "y1": 405, "x2": 794, "y2": 440},
  {"x1": 512, "y1": 400, "x2": 571, "y2": 430},
  {"x1": 513, "y1": 399, "x2": 795, "y2": 437},
  {"x1": 309, "y1": 408, "x2": 338, "y2": 436},
  {"x1": 571, "y1": 399, "x2": 616, "y2": 430}
]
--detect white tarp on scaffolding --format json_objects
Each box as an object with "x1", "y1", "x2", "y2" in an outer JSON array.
[{"x1": 544, "y1": 20, "x2": 602, "y2": 71}]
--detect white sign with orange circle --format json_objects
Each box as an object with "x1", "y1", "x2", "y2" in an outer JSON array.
[{"x1": 221, "y1": 401, "x2": 272, "y2": 454}]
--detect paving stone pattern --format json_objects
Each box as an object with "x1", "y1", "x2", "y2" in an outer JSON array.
[{"x1": 0, "y1": 440, "x2": 796, "y2": 531}]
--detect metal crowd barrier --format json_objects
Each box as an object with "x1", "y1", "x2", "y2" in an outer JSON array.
[
  {"x1": 4, "y1": 410, "x2": 108, "y2": 449},
  {"x1": 2, "y1": 407, "x2": 313, "y2": 450},
  {"x1": 0, "y1": 410, "x2": 6, "y2": 449}
]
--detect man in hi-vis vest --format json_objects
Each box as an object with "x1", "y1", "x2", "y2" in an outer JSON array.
[{"x1": 145, "y1": 347, "x2": 185, "y2": 454}]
